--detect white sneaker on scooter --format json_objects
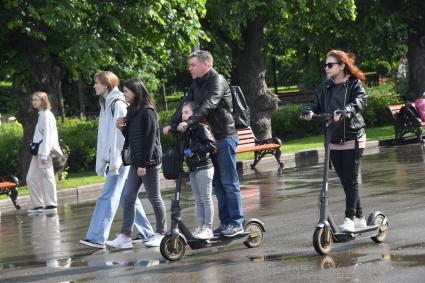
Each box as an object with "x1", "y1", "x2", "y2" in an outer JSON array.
[
  {"x1": 339, "y1": 217, "x2": 355, "y2": 233},
  {"x1": 354, "y1": 216, "x2": 367, "y2": 229}
]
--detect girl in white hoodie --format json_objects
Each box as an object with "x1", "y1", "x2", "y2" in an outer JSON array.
[
  {"x1": 80, "y1": 71, "x2": 155, "y2": 249},
  {"x1": 27, "y1": 91, "x2": 63, "y2": 214}
]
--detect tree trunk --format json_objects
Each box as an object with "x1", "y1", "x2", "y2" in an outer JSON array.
[
  {"x1": 271, "y1": 56, "x2": 278, "y2": 95},
  {"x1": 162, "y1": 81, "x2": 168, "y2": 111},
  {"x1": 407, "y1": 31, "x2": 425, "y2": 100},
  {"x1": 231, "y1": 18, "x2": 279, "y2": 140},
  {"x1": 15, "y1": 38, "x2": 67, "y2": 182},
  {"x1": 77, "y1": 72, "x2": 86, "y2": 119},
  {"x1": 57, "y1": 79, "x2": 65, "y2": 122}
]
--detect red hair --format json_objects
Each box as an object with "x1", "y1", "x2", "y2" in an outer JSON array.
[{"x1": 327, "y1": 50, "x2": 365, "y2": 84}]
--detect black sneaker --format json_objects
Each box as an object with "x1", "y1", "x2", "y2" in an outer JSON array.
[
  {"x1": 40, "y1": 206, "x2": 57, "y2": 213},
  {"x1": 27, "y1": 207, "x2": 44, "y2": 214},
  {"x1": 221, "y1": 225, "x2": 244, "y2": 237},
  {"x1": 213, "y1": 224, "x2": 228, "y2": 236},
  {"x1": 80, "y1": 239, "x2": 105, "y2": 249}
]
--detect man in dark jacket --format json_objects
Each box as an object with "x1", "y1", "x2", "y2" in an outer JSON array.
[{"x1": 163, "y1": 50, "x2": 244, "y2": 237}]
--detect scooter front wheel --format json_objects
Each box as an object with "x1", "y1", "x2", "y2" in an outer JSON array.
[
  {"x1": 243, "y1": 221, "x2": 264, "y2": 248},
  {"x1": 160, "y1": 234, "x2": 186, "y2": 261},
  {"x1": 313, "y1": 227, "x2": 333, "y2": 255}
]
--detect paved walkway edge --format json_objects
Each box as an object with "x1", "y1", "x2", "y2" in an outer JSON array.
[{"x1": 0, "y1": 140, "x2": 382, "y2": 213}]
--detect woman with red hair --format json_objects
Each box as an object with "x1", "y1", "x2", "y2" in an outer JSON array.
[{"x1": 302, "y1": 50, "x2": 368, "y2": 233}]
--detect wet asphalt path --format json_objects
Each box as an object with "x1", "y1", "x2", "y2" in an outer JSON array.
[{"x1": 1, "y1": 144, "x2": 425, "y2": 282}]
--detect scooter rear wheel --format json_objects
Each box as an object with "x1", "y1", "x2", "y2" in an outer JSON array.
[
  {"x1": 313, "y1": 227, "x2": 333, "y2": 255},
  {"x1": 370, "y1": 214, "x2": 388, "y2": 243},
  {"x1": 160, "y1": 234, "x2": 186, "y2": 261},
  {"x1": 243, "y1": 222, "x2": 264, "y2": 248}
]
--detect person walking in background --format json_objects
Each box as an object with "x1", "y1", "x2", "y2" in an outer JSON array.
[
  {"x1": 396, "y1": 57, "x2": 407, "y2": 82},
  {"x1": 163, "y1": 50, "x2": 244, "y2": 237},
  {"x1": 80, "y1": 71, "x2": 155, "y2": 249},
  {"x1": 302, "y1": 50, "x2": 368, "y2": 233},
  {"x1": 106, "y1": 78, "x2": 166, "y2": 249},
  {"x1": 27, "y1": 91, "x2": 63, "y2": 214},
  {"x1": 181, "y1": 102, "x2": 216, "y2": 239}
]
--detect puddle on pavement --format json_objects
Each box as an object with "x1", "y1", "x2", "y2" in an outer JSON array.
[
  {"x1": 249, "y1": 249, "x2": 425, "y2": 269},
  {"x1": 384, "y1": 253, "x2": 425, "y2": 267},
  {"x1": 0, "y1": 252, "x2": 167, "y2": 271}
]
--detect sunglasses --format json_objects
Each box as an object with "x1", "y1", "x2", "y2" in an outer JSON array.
[{"x1": 324, "y1": 62, "x2": 339, "y2": 69}]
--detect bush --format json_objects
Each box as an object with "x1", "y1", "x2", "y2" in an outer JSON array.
[
  {"x1": 271, "y1": 82, "x2": 402, "y2": 140},
  {"x1": 375, "y1": 61, "x2": 392, "y2": 77},
  {"x1": 272, "y1": 104, "x2": 322, "y2": 140},
  {"x1": 57, "y1": 118, "x2": 98, "y2": 173},
  {"x1": 0, "y1": 123, "x2": 23, "y2": 176}
]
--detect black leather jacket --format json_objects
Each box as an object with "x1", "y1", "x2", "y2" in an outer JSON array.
[
  {"x1": 303, "y1": 77, "x2": 367, "y2": 143},
  {"x1": 123, "y1": 104, "x2": 162, "y2": 168},
  {"x1": 168, "y1": 69, "x2": 236, "y2": 139},
  {"x1": 184, "y1": 123, "x2": 216, "y2": 172}
]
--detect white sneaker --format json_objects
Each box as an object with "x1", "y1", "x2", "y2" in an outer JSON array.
[
  {"x1": 339, "y1": 217, "x2": 355, "y2": 233},
  {"x1": 194, "y1": 227, "x2": 213, "y2": 240},
  {"x1": 354, "y1": 216, "x2": 367, "y2": 229},
  {"x1": 105, "y1": 234, "x2": 133, "y2": 249},
  {"x1": 144, "y1": 233, "x2": 164, "y2": 247},
  {"x1": 192, "y1": 227, "x2": 202, "y2": 237}
]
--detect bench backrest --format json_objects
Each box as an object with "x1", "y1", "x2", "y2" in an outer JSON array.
[{"x1": 236, "y1": 128, "x2": 256, "y2": 150}]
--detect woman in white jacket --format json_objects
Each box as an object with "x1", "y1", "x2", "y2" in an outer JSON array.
[
  {"x1": 27, "y1": 91, "x2": 63, "y2": 214},
  {"x1": 80, "y1": 71, "x2": 155, "y2": 249}
]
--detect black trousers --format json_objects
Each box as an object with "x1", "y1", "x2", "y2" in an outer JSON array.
[{"x1": 330, "y1": 148, "x2": 364, "y2": 219}]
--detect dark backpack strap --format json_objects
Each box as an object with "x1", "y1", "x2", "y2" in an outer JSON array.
[{"x1": 111, "y1": 98, "x2": 128, "y2": 117}]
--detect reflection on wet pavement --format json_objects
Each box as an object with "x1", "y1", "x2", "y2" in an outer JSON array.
[{"x1": 1, "y1": 143, "x2": 425, "y2": 281}]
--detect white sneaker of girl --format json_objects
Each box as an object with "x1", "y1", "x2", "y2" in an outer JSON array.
[
  {"x1": 105, "y1": 234, "x2": 133, "y2": 249},
  {"x1": 194, "y1": 227, "x2": 213, "y2": 240}
]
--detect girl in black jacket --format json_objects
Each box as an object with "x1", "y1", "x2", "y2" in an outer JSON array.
[
  {"x1": 182, "y1": 102, "x2": 216, "y2": 239},
  {"x1": 302, "y1": 50, "x2": 368, "y2": 233},
  {"x1": 106, "y1": 78, "x2": 166, "y2": 249}
]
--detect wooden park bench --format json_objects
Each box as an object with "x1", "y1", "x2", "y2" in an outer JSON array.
[
  {"x1": 0, "y1": 176, "x2": 21, "y2": 210},
  {"x1": 236, "y1": 127, "x2": 284, "y2": 169},
  {"x1": 386, "y1": 103, "x2": 425, "y2": 143}
]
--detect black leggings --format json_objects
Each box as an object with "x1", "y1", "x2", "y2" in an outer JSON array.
[{"x1": 330, "y1": 149, "x2": 364, "y2": 219}]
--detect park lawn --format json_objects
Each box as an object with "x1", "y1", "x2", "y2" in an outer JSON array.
[
  {"x1": 0, "y1": 172, "x2": 104, "y2": 200},
  {"x1": 1, "y1": 125, "x2": 394, "y2": 200},
  {"x1": 237, "y1": 124, "x2": 394, "y2": 160},
  {"x1": 268, "y1": 85, "x2": 300, "y2": 94}
]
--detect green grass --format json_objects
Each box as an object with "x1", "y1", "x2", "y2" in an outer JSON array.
[
  {"x1": 1, "y1": 125, "x2": 395, "y2": 200},
  {"x1": 1, "y1": 172, "x2": 104, "y2": 200},
  {"x1": 268, "y1": 85, "x2": 300, "y2": 94},
  {"x1": 237, "y1": 124, "x2": 394, "y2": 160}
]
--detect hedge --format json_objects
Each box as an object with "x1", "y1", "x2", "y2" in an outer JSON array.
[
  {"x1": 0, "y1": 123, "x2": 22, "y2": 176},
  {"x1": 0, "y1": 82, "x2": 404, "y2": 177},
  {"x1": 271, "y1": 83, "x2": 402, "y2": 140}
]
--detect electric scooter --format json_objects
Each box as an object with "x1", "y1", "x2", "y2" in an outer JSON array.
[
  {"x1": 311, "y1": 113, "x2": 389, "y2": 255},
  {"x1": 159, "y1": 133, "x2": 265, "y2": 261}
]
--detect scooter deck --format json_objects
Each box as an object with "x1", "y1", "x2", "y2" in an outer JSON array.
[
  {"x1": 334, "y1": 224, "x2": 382, "y2": 242},
  {"x1": 186, "y1": 232, "x2": 251, "y2": 250}
]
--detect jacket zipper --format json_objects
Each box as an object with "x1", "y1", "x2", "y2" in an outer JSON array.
[{"x1": 343, "y1": 83, "x2": 348, "y2": 142}]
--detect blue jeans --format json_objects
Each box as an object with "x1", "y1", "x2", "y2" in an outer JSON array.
[
  {"x1": 121, "y1": 165, "x2": 166, "y2": 236},
  {"x1": 213, "y1": 135, "x2": 244, "y2": 226},
  {"x1": 85, "y1": 165, "x2": 155, "y2": 244}
]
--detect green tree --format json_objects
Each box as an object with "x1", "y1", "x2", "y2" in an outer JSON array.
[
  {"x1": 0, "y1": 0, "x2": 206, "y2": 179},
  {"x1": 202, "y1": 0, "x2": 356, "y2": 140}
]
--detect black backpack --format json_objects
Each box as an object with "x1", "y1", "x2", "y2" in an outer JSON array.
[
  {"x1": 399, "y1": 103, "x2": 422, "y2": 128},
  {"x1": 230, "y1": 85, "x2": 250, "y2": 129},
  {"x1": 162, "y1": 146, "x2": 183, "y2": 180}
]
